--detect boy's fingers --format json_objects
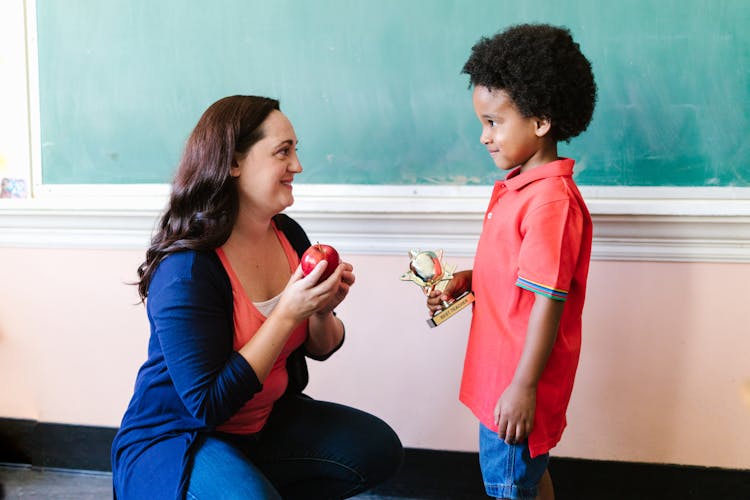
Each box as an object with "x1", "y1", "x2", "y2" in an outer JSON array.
[{"x1": 496, "y1": 415, "x2": 507, "y2": 438}]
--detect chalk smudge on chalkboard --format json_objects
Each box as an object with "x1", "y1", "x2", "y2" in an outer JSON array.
[{"x1": 422, "y1": 175, "x2": 484, "y2": 185}]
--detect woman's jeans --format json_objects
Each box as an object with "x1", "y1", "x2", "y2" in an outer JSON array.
[{"x1": 186, "y1": 394, "x2": 403, "y2": 499}]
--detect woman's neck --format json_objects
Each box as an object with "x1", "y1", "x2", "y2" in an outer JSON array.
[{"x1": 231, "y1": 211, "x2": 274, "y2": 241}]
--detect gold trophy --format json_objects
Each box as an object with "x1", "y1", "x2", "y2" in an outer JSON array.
[{"x1": 400, "y1": 249, "x2": 475, "y2": 328}]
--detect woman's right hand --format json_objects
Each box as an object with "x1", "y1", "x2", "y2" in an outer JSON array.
[
  {"x1": 426, "y1": 270, "x2": 473, "y2": 314},
  {"x1": 275, "y1": 260, "x2": 344, "y2": 324},
  {"x1": 240, "y1": 261, "x2": 343, "y2": 383}
]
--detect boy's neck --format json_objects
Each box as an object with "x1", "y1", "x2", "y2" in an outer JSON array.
[{"x1": 518, "y1": 140, "x2": 559, "y2": 174}]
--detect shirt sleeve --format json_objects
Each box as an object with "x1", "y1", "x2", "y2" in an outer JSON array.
[
  {"x1": 516, "y1": 198, "x2": 584, "y2": 302},
  {"x1": 147, "y1": 254, "x2": 262, "y2": 426}
]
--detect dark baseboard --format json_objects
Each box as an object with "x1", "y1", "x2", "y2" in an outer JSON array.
[
  {"x1": 548, "y1": 456, "x2": 750, "y2": 500},
  {"x1": 0, "y1": 418, "x2": 116, "y2": 472},
  {"x1": 368, "y1": 448, "x2": 750, "y2": 499},
  {"x1": 1, "y1": 418, "x2": 748, "y2": 499}
]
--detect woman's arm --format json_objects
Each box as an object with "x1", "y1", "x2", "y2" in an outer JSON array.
[
  {"x1": 238, "y1": 260, "x2": 342, "y2": 379},
  {"x1": 149, "y1": 253, "x2": 262, "y2": 426},
  {"x1": 305, "y1": 311, "x2": 345, "y2": 359},
  {"x1": 303, "y1": 261, "x2": 354, "y2": 359},
  {"x1": 151, "y1": 253, "x2": 339, "y2": 425}
]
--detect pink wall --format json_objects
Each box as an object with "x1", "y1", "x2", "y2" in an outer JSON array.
[{"x1": 1, "y1": 248, "x2": 748, "y2": 469}]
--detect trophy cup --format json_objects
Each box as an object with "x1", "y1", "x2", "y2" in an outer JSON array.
[{"x1": 400, "y1": 249, "x2": 475, "y2": 328}]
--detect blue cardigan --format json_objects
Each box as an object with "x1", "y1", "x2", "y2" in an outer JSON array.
[{"x1": 112, "y1": 214, "x2": 317, "y2": 499}]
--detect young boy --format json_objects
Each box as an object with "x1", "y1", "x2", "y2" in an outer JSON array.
[{"x1": 427, "y1": 24, "x2": 597, "y2": 500}]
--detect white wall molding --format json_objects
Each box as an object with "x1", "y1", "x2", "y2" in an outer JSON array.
[{"x1": 1, "y1": 185, "x2": 749, "y2": 262}]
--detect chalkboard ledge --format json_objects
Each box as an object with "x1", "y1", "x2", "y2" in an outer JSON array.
[
  {"x1": 1, "y1": 184, "x2": 749, "y2": 262},
  {"x1": 21, "y1": 183, "x2": 750, "y2": 216}
]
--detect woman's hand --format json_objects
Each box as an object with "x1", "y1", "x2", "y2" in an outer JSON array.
[
  {"x1": 239, "y1": 261, "x2": 351, "y2": 383},
  {"x1": 275, "y1": 260, "x2": 353, "y2": 323},
  {"x1": 314, "y1": 261, "x2": 355, "y2": 316},
  {"x1": 426, "y1": 270, "x2": 472, "y2": 314},
  {"x1": 304, "y1": 261, "x2": 354, "y2": 358}
]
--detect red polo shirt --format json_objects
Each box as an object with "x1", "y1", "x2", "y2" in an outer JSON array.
[{"x1": 459, "y1": 158, "x2": 592, "y2": 458}]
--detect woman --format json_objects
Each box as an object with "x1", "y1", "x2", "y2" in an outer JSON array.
[{"x1": 111, "y1": 95, "x2": 403, "y2": 499}]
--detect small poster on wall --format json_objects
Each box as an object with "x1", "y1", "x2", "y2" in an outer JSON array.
[{"x1": 1, "y1": 174, "x2": 27, "y2": 198}]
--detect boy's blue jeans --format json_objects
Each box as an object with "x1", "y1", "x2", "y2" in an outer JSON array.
[
  {"x1": 479, "y1": 423, "x2": 549, "y2": 500},
  {"x1": 186, "y1": 394, "x2": 403, "y2": 499}
]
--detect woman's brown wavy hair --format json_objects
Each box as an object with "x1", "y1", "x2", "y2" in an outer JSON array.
[{"x1": 136, "y1": 95, "x2": 280, "y2": 301}]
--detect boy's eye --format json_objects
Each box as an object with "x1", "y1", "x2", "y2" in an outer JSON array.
[{"x1": 488, "y1": 120, "x2": 495, "y2": 127}]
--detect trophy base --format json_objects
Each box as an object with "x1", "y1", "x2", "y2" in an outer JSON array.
[{"x1": 427, "y1": 291, "x2": 475, "y2": 328}]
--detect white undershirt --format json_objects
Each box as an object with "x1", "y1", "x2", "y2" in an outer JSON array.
[{"x1": 253, "y1": 292, "x2": 282, "y2": 317}]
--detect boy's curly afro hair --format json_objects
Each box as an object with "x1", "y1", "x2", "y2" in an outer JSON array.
[{"x1": 462, "y1": 23, "x2": 597, "y2": 142}]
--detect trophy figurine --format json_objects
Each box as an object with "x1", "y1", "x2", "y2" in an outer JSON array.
[{"x1": 400, "y1": 249, "x2": 475, "y2": 328}]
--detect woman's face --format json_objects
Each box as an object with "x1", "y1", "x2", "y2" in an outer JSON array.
[{"x1": 231, "y1": 110, "x2": 302, "y2": 217}]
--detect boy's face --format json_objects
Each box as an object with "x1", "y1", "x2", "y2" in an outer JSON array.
[{"x1": 471, "y1": 86, "x2": 552, "y2": 172}]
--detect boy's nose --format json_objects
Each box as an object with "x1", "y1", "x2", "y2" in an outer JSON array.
[{"x1": 480, "y1": 129, "x2": 491, "y2": 145}]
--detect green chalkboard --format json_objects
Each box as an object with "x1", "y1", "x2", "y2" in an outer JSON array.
[{"x1": 36, "y1": 0, "x2": 749, "y2": 186}]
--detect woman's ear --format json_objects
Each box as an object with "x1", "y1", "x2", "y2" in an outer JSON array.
[
  {"x1": 534, "y1": 117, "x2": 552, "y2": 138},
  {"x1": 230, "y1": 153, "x2": 242, "y2": 178}
]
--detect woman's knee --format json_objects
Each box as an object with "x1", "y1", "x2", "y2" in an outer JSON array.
[
  {"x1": 265, "y1": 396, "x2": 404, "y2": 488},
  {"x1": 349, "y1": 411, "x2": 404, "y2": 484}
]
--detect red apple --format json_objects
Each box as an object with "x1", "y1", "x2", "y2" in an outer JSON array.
[{"x1": 300, "y1": 243, "x2": 340, "y2": 282}]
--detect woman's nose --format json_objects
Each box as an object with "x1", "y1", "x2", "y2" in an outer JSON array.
[{"x1": 290, "y1": 156, "x2": 303, "y2": 173}]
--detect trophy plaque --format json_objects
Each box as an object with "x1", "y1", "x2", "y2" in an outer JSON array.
[{"x1": 400, "y1": 249, "x2": 475, "y2": 328}]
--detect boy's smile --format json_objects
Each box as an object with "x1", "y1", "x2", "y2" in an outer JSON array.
[{"x1": 472, "y1": 85, "x2": 557, "y2": 173}]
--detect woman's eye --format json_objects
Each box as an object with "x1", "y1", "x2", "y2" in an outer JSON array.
[{"x1": 275, "y1": 144, "x2": 297, "y2": 157}]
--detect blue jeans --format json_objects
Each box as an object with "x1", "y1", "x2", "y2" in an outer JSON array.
[
  {"x1": 186, "y1": 394, "x2": 403, "y2": 499},
  {"x1": 479, "y1": 423, "x2": 549, "y2": 500}
]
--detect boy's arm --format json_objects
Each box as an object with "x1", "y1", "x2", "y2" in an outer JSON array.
[{"x1": 494, "y1": 294, "x2": 564, "y2": 444}]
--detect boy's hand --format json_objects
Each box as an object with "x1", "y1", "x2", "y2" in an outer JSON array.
[
  {"x1": 494, "y1": 382, "x2": 536, "y2": 444},
  {"x1": 426, "y1": 270, "x2": 472, "y2": 314}
]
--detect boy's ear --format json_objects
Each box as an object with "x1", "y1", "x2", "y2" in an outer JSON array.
[{"x1": 534, "y1": 117, "x2": 552, "y2": 138}]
